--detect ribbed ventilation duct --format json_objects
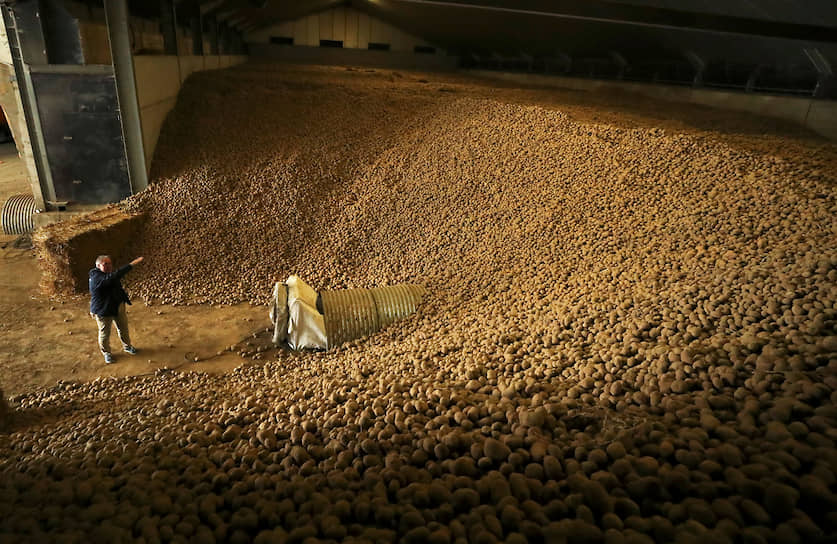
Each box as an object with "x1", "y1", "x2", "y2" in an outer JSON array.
[
  {"x1": 321, "y1": 284, "x2": 426, "y2": 348},
  {"x1": 271, "y1": 278, "x2": 426, "y2": 350},
  {"x1": 2, "y1": 194, "x2": 36, "y2": 235}
]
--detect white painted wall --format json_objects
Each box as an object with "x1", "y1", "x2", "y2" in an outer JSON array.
[
  {"x1": 0, "y1": 19, "x2": 12, "y2": 65},
  {"x1": 0, "y1": 21, "x2": 47, "y2": 208},
  {"x1": 134, "y1": 55, "x2": 248, "y2": 173},
  {"x1": 246, "y1": 6, "x2": 442, "y2": 54},
  {"x1": 806, "y1": 100, "x2": 837, "y2": 142}
]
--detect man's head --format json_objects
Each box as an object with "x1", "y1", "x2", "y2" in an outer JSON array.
[{"x1": 95, "y1": 255, "x2": 113, "y2": 273}]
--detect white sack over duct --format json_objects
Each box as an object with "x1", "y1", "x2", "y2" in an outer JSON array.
[
  {"x1": 287, "y1": 299, "x2": 327, "y2": 350},
  {"x1": 269, "y1": 282, "x2": 289, "y2": 344},
  {"x1": 286, "y1": 275, "x2": 318, "y2": 308},
  {"x1": 271, "y1": 277, "x2": 424, "y2": 350},
  {"x1": 272, "y1": 276, "x2": 327, "y2": 350}
]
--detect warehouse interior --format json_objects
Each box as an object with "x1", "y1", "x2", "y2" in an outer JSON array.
[{"x1": 1, "y1": 0, "x2": 837, "y2": 542}]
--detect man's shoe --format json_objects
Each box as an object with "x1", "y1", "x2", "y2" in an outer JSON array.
[
  {"x1": 103, "y1": 352, "x2": 114, "y2": 364},
  {"x1": 123, "y1": 345, "x2": 137, "y2": 355}
]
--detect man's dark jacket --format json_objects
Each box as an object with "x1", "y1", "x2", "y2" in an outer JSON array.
[{"x1": 89, "y1": 264, "x2": 133, "y2": 317}]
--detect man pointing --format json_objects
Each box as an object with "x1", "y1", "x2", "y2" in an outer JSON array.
[{"x1": 89, "y1": 255, "x2": 144, "y2": 364}]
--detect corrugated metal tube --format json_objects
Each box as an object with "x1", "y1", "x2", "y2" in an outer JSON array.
[
  {"x1": 1, "y1": 194, "x2": 36, "y2": 235},
  {"x1": 371, "y1": 284, "x2": 426, "y2": 328},
  {"x1": 322, "y1": 283, "x2": 425, "y2": 349}
]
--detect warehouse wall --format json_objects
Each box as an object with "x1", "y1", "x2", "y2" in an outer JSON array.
[
  {"x1": 76, "y1": 21, "x2": 195, "y2": 64},
  {"x1": 806, "y1": 101, "x2": 837, "y2": 140},
  {"x1": 64, "y1": 0, "x2": 199, "y2": 62},
  {"x1": 134, "y1": 55, "x2": 248, "y2": 173},
  {"x1": 1, "y1": 3, "x2": 216, "y2": 208},
  {"x1": 248, "y1": 44, "x2": 457, "y2": 71},
  {"x1": 471, "y1": 71, "x2": 837, "y2": 141},
  {"x1": 0, "y1": 21, "x2": 12, "y2": 65},
  {"x1": 0, "y1": 21, "x2": 48, "y2": 209},
  {"x1": 246, "y1": 6, "x2": 443, "y2": 55}
]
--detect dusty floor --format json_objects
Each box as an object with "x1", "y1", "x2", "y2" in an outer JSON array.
[{"x1": 0, "y1": 143, "x2": 269, "y2": 397}]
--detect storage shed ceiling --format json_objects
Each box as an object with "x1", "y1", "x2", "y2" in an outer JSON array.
[{"x1": 171, "y1": 0, "x2": 837, "y2": 93}]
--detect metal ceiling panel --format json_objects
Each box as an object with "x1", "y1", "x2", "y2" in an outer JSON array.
[
  {"x1": 167, "y1": 0, "x2": 837, "y2": 94},
  {"x1": 607, "y1": 0, "x2": 837, "y2": 29}
]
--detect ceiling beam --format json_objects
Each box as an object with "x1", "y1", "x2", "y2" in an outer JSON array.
[
  {"x1": 683, "y1": 50, "x2": 706, "y2": 87},
  {"x1": 200, "y1": 0, "x2": 228, "y2": 15},
  {"x1": 365, "y1": 0, "x2": 837, "y2": 43}
]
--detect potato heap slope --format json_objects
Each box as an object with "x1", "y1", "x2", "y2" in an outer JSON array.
[{"x1": 2, "y1": 64, "x2": 836, "y2": 542}]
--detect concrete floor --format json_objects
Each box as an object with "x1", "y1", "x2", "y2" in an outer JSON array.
[
  {"x1": 0, "y1": 142, "x2": 26, "y2": 196},
  {"x1": 0, "y1": 139, "x2": 267, "y2": 398}
]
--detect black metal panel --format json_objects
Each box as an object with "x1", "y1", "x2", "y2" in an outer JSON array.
[
  {"x1": 30, "y1": 72, "x2": 131, "y2": 204},
  {"x1": 2, "y1": 4, "x2": 53, "y2": 208},
  {"x1": 11, "y1": 0, "x2": 48, "y2": 65}
]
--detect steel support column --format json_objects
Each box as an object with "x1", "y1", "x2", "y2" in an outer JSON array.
[
  {"x1": 104, "y1": 0, "x2": 147, "y2": 193},
  {"x1": 0, "y1": 5, "x2": 50, "y2": 209},
  {"x1": 805, "y1": 48, "x2": 836, "y2": 98},
  {"x1": 233, "y1": 29, "x2": 243, "y2": 54},
  {"x1": 191, "y1": 9, "x2": 203, "y2": 55},
  {"x1": 546, "y1": 52, "x2": 571, "y2": 74},
  {"x1": 206, "y1": 15, "x2": 219, "y2": 55},
  {"x1": 160, "y1": 0, "x2": 178, "y2": 55},
  {"x1": 610, "y1": 51, "x2": 628, "y2": 79},
  {"x1": 219, "y1": 23, "x2": 229, "y2": 54},
  {"x1": 684, "y1": 51, "x2": 705, "y2": 87},
  {"x1": 745, "y1": 65, "x2": 763, "y2": 93}
]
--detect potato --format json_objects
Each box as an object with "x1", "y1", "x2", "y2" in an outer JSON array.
[{"x1": 11, "y1": 63, "x2": 837, "y2": 542}]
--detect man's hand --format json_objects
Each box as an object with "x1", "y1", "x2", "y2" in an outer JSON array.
[{"x1": 130, "y1": 257, "x2": 144, "y2": 266}]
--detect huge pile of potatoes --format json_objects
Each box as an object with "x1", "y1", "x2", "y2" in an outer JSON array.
[{"x1": 2, "y1": 63, "x2": 836, "y2": 542}]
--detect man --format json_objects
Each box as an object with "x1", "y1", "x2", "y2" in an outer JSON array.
[{"x1": 89, "y1": 254, "x2": 144, "y2": 364}]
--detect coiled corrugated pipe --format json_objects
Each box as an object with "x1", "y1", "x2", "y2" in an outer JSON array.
[
  {"x1": 2, "y1": 194, "x2": 36, "y2": 235},
  {"x1": 321, "y1": 284, "x2": 425, "y2": 349}
]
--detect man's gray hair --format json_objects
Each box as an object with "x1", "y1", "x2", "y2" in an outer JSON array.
[{"x1": 95, "y1": 255, "x2": 111, "y2": 266}]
